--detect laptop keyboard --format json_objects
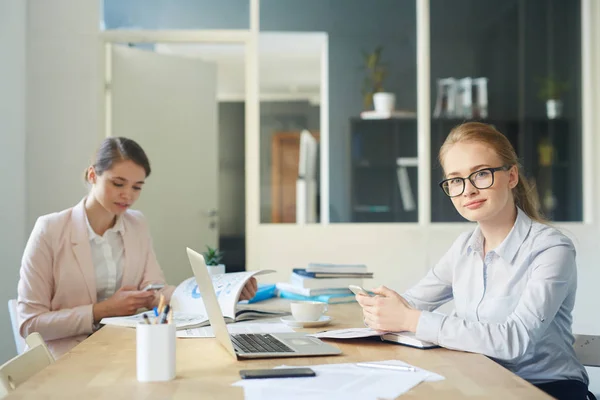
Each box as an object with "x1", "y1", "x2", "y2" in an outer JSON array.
[{"x1": 231, "y1": 333, "x2": 295, "y2": 354}]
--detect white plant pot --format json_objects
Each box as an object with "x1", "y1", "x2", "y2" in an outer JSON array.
[
  {"x1": 207, "y1": 264, "x2": 225, "y2": 275},
  {"x1": 546, "y1": 99, "x2": 563, "y2": 119},
  {"x1": 373, "y1": 92, "x2": 396, "y2": 113}
]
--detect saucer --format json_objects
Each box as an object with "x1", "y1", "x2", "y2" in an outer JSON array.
[{"x1": 280, "y1": 315, "x2": 332, "y2": 328}]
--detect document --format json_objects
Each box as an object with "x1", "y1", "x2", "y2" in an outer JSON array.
[
  {"x1": 234, "y1": 361, "x2": 439, "y2": 400},
  {"x1": 310, "y1": 328, "x2": 438, "y2": 349},
  {"x1": 100, "y1": 270, "x2": 287, "y2": 330},
  {"x1": 176, "y1": 321, "x2": 294, "y2": 338}
]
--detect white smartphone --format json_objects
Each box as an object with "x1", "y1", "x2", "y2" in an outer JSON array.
[
  {"x1": 142, "y1": 283, "x2": 165, "y2": 292},
  {"x1": 349, "y1": 285, "x2": 371, "y2": 296}
]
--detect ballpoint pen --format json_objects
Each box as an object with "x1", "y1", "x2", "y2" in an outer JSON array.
[
  {"x1": 356, "y1": 362, "x2": 417, "y2": 372},
  {"x1": 159, "y1": 304, "x2": 171, "y2": 324},
  {"x1": 142, "y1": 313, "x2": 152, "y2": 325}
]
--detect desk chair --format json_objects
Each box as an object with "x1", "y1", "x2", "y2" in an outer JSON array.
[
  {"x1": 7, "y1": 300, "x2": 25, "y2": 355},
  {"x1": 573, "y1": 334, "x2": 600, "y2": 400},
  {"x1": 0, "y1": 333, "x2": 55, "y2": 398}
]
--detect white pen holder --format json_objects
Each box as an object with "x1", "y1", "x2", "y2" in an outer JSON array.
[{"x1": 136, "y1": 323, "x2": 176, "y2": 382}]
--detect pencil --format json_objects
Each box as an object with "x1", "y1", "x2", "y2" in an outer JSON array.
[
  {"x1": 157, "y1": 293, "x2": 165, "y2": 315},
  {"x1": 142, "y1": 313, "x2": 151, "y2": 325}
]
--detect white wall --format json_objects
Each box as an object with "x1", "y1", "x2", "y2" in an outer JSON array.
[
  {"x1": 0, "y1": 0, "x2": 101, "y2": 364},
  {"x1": 0, "y1": 0, "x2": 27, "y2": 364},
  {"x1": 26, "y1": 0, "x2": 102, "y2": 227}
]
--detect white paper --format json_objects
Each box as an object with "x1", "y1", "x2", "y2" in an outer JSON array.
[
  {"x1": 234, "y1": 362, "x2": 433, "y2": 400},
  {"x1": 177, "y1": 321, "x2": 294, "y2": 338},
  {"x1": 171, "y1": 271, "x2": 269, "y2": 319},
  {"x1": 360, "y1": 360, "x2": 445, "y2": 382},
  {"x1": 309, "y1": 327, "x2": 383, "y2": 339},
  {"x1": 101, "y1": 311, "x2": 207, "y2": 330}
]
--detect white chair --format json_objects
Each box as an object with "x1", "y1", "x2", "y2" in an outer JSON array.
[
  {"x1": 7, "y1": 300, "x2": 26, "y2": 355},
  {"x1": 573, "y1": 334, "x2": 600, "y2": 399},
  {"x1": 0, "y1": 332, "x2": 54, "y2": 398}
]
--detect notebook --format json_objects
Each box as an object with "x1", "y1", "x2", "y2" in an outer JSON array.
[{"x1": 310, "y1": 328, "x2": 438, "y2": 349}]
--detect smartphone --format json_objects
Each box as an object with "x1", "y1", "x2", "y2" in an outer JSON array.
[
  {"x1": 349, "y1": 285, "x2": 371, "y2": 296},
  {"x1": 239, "y1": 367, "x2": 316, "y2": 379},
  {"x1": 142, "y1": 283, "x2": 165, "y2": 292}
]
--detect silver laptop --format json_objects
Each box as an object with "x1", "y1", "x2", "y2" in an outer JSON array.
[{"x1": 186, "y1": 247, "x2": 342, "y2": 359}]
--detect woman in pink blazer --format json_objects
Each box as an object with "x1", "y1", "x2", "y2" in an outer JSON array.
[{"x1": 17, "y1": 137, "x2": 257, "y2": 358}]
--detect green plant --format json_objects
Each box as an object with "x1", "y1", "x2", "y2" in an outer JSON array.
[
  {"x1": 361, "y1": 46, "x2": 387, "y2": 109},
  {"x1": 536, "y1": 75, "x2": 569, "y2": 100},
  {"x1": 203, "y1": 245, "x2": 224, "y2": 266}
]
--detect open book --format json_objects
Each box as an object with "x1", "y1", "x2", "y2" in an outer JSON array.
[
  {"x1": 310, "y1": 328, "x2": 438, "y2": 349},
  {"x1": 100, "y1": 270, "x2": 288, "y2": 330}
]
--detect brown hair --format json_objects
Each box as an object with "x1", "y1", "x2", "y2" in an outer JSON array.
[
  {"x1": 439, "y1": 122, "x2": 544, "y2": 223},
  {"x1": 84, "y1": 137, "x2": 151, "y2": 181}
]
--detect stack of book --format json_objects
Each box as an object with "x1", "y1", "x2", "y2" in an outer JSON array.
[{"x1": 276, "y1": 263, "x2": 373, "y2": 304}]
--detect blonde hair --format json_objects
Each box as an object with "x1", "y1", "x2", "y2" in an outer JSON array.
[{"x1": 439, "y1": 122, "x2": 544, "y2": 223}]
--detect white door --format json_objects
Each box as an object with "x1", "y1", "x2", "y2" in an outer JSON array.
[{"x1": 111, "y1": 45, "x2": 218, "y2": 286}]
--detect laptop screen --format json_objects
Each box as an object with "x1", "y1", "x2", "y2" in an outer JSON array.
[{"x1": 186, "y1": 247, "x2": 237, "y2": 358}]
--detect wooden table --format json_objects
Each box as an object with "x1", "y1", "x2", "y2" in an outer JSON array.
[{"x1": 6, "y1": 302, "x2": 550, "y2": 399}]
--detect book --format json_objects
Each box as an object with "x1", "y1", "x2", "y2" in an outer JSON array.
[
  {"x1": 275, "y1": 283, "x2": 353, "y2": 297},
  {"x1": 310, "y1": 328, "x2": 438, "y2": 349},
  {"x1": 278, "y1": 290, "x2": 356, "y2": 304},
  {"x1": 292, "y1": 268, "x2": 373, "y2": 279},
  {"x1": 100, "y1": 270, "x2": 287, "y2": 330},
  {"x1": 380, "y1": 332, "x2": 438, "y2": 349},
  {"x1": 290, "y1": 273, "x2": 364, "y2": 290},
  {"x1": 306, "y1": 263, "x2": 368, "y2": 274}
]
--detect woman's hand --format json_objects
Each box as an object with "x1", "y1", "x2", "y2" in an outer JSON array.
[
  {"x1": 239, "y1": 277, "x2": 258, "y2": 301},
  {"x1": 356, "y1": 286, "x2": 421, "y2": 333},
  {"x1": 93, "y1": 286, "x2": 155, "y2": 323}
]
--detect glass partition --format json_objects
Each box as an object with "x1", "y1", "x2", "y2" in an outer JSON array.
[
  {"x1": 260, "y1": 0, "x2": 417, "y2": 223},
  {"x1": 430, "y1": 0, "x2": 582, "y2": 222}
]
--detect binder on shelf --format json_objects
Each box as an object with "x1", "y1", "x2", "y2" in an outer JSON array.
[{"x1": 396, "y1": 158, "x2": 417, "y2": 212}]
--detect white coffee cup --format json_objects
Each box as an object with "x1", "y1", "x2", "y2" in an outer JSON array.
[
  {"x1": 290, "y1": 301, "x2": 328, "y2": 322},
  {"x1": 136, "y1": 323, "x2": 176, "y2": 382}
]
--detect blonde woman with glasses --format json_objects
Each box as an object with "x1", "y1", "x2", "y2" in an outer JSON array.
[{"x1": 356, "y1": 122, "x2": 590, "y2": 400}]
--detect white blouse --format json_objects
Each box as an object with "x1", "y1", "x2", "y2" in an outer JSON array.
[{"x1": 85, "y1": 215, "x2": 125, "y2": 303}]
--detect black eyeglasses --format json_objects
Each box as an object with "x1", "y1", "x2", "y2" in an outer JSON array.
[{"x1": 439, "y1": 165, "x2": 511, "y2": 197}]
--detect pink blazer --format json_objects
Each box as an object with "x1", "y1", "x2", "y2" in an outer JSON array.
[{"x1": 17, "y1": 199, "x2": 175, "y2": 358}]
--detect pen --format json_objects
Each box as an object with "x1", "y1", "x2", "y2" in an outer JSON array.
[
  {"x1": 356, "y1": 362, "x2": 417, "y2": 372},
  {"x1": 159, "y1": 304, "x2": 170, "y2": 324},
  {"x1": 153, "y1": 307, "x2": 159, "y2": 317},
  {"x1": 142, "y1": 313, "x2": 152, "y2": 325}
]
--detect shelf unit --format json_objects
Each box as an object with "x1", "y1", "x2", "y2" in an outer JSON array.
[{"x1": 350, "y1": 117, "x2": 582, "y2": 223}]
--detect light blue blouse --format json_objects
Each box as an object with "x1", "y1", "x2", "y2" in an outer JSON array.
[{"x1": 403, "y1": 207, "x2": 588, "y2": 385}]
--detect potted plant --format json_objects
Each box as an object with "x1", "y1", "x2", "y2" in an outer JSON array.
[
  {"x1": 203, "y1": 245, "x2": 225, "y2": 275},
  {"x1": 536, "y1": 75, "x2": 569, "y2": 119},
  {"x1": 361, "y1": 46, "x2": 395, "y2": 113}
]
